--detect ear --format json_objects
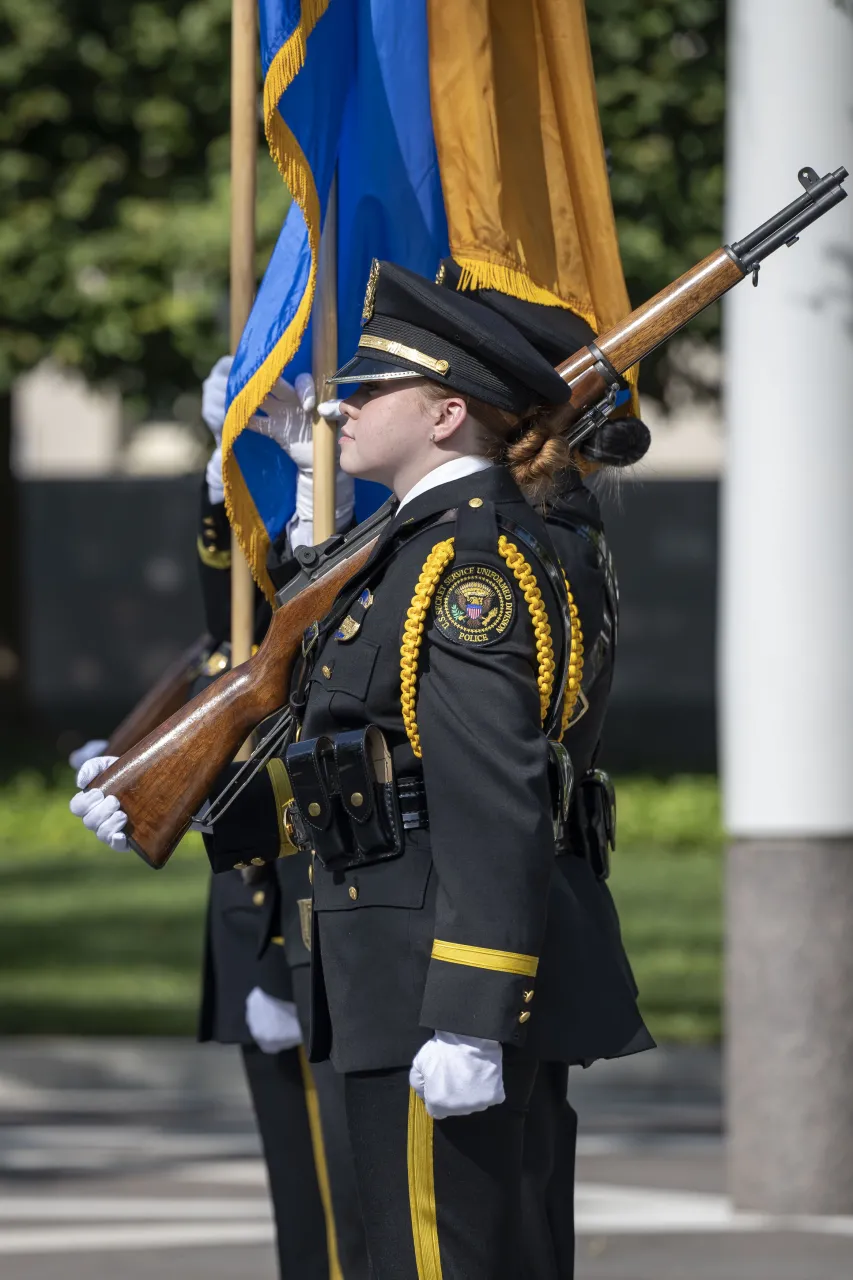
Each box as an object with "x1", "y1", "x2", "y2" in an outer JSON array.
[{"x1": 430, "y1": 394, "x2": 469, "y2": 444}]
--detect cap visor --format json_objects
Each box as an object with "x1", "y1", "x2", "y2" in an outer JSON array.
[{"x1": 328, "y1": 354, "x2": 423, "y2": 385}]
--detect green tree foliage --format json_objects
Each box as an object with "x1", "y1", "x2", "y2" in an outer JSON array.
[
  {"x1": 589, "y1": 0, "x2": 726, "y2": 391},
  {"x1": 0, "y1": 0, "x2": 285, "y2": 413},
  {"x1": 0, "y1": 0, "x2": 726, "y2": 409}
]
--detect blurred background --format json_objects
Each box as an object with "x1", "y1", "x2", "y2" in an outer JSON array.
[
  {"x1": 0, "y1": 2, "x2": 850, "y2": 1278},
  {"x1": 0, "y1": 0, "x2": 726, "y2": 1036}
]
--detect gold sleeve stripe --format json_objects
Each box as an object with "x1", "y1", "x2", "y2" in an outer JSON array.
[
  {"x1": 559, "y1": 571, "x2": 585, "y2": 739},
  {"x1": 266, "y1": 758, "x2": 298, "y2": 857},
  {"x1": 407, "y1": 1088, "x2": 444, "y2": 1280},
  {"x1": 196, "y1": 535, "x2": 232, "y2": 569},
  {"x1": 431, "y1": 939, "x2": 539, "y2": 978},
  {"x1": 298, "y1": 1047, "x2": 344, "y2": 1280}
]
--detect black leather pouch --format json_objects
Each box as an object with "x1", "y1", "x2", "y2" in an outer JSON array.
[
  {"x1": 286, "y1": 727, "x2": 403, "y2": 871},
  {"x1": 284, "y1": 736, "x2": 350, "y2": 868},
  {"x1": 334, "y1": 726, "x2": 403, "y2": 866}
]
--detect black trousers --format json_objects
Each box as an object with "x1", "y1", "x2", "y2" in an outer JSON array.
[
  {"x1": 344, "y1": 1056, "x2": 538, "y2": 1280},
  {"x1": 291, "y1": 964, "x2": 371, "y2": 1279},
  {"x1": 241, "y1": 1044, "x2": 329, "y2": 1279},
  {"x1": 242, "y1": 1043, "x2": 371, "y2": 1280},
  {"x1": 521, "y1": 1062, "x2": 577, "y2": 1280}
]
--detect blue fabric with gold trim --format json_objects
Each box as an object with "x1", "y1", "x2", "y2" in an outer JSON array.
[{"x1": 221, "y1": 0, "x2": 448, "y2": 594}]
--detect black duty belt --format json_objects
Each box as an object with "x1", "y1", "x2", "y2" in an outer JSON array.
[{"x1": 398, "y1": 776, "x2": 429, "y2": 830}]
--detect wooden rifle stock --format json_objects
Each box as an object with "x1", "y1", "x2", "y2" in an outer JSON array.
[
  {"x1": 556, "y1": 248, "x2": 746, "y2": 417},
  {"x1": 93, "y1": 537, "x2": 378, "y2": 869},
  {"x1": 106, "y1": 633, "x2": 213, "y2": 758}
]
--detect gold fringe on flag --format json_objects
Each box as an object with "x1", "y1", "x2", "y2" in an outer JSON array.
[{"x1": 221, "y1": 0, "x2": 332, "y2": 597}]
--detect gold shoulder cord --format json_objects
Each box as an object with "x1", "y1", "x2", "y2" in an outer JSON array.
[
  {"x1": 400, "y1": 537, "x2": 584, "y2": 756},
  {"x1": 400, "y1": 538, "x2": 455, "y2": 758},
  {"x1": 559, "y1": 572, "x2": 584, "y2": 740}
]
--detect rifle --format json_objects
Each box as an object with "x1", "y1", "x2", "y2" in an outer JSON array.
[
  {"x1": 106, "y1": 633, "x2": 213, "y2": 757},
  {"x1": 92, "y1": 163, "x2": 847, "y2": 870}
]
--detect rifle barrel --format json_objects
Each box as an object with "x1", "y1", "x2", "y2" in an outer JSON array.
[{"x1": 729, "y1": 166, "x2": 848, "y2": 270}]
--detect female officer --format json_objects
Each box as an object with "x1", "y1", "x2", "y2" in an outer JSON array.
[
  {"x1": 288, "y1": 261, "x2": 649, "y2": 1276},
  {"x1": 73, "y1": 260, "x2": 650, "y2": 1279},
  {"x1": 434, "y1": 259, "x2": 653, "y2": 1279}
]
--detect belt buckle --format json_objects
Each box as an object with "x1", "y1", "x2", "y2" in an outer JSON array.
[{"x1": 283, "y1": 801, "x2": 311, "y2": 855}]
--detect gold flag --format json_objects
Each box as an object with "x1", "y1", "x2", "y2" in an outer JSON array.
[{"x1": 428, "y1": 0, "x2": 636, "y2": 384}]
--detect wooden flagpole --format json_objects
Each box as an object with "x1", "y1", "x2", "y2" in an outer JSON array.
[
  {"x1": 229, "y1": 0, "x2": 257, "y2": 758},
  {"x1": 312, "y1": 173, "x2": 338, "y2": 542}
]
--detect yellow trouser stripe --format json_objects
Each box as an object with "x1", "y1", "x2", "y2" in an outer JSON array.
[
  {"x1": 297, "y1": 1047, "x2": 343, "y2": 1280},
  {"x1": 266, "y1": 758, "x2": 298, "y2": 857},
  {"x1": 431, "y1": 939, "x2": 539, "y2": 978},
  {"x1": 407, "y1": 1089, "x2": 444, "y2": 1280}
]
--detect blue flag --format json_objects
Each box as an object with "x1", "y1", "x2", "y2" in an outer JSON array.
[{"x1": 222, "y1": 0, "x2": 448, "y2": 595}]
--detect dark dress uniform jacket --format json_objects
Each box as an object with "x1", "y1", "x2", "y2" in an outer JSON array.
[
  {"x1": 204, "y1": 467, "x2": 651, "y2": 1072},
  {"x1": 195, "y1": 482, "x2": 293, "y2": 1044},
  {"x1": 529, "y1": 475, "x2": 654, "y2": 1063},
  {"x1": 298, "y1": 464, "x2": 649, "y2": 1073}
]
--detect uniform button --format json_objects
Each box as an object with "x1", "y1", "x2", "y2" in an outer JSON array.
[
  {"x1": 233, "y1": 862, "x2": 247, "y2": 870},
  {"x1": 348, "y1": 885, "x2": 359, "y2": 901},
  {"x1": 350, "y1": 791, "x2": 364, "y2": 807},
  {"x1": 308, "y1": 802, "x2": 322, "y2": 817},
  {"x1": 322, "y1": 665, "x2": 332, "y2": 679},
  {"x1": 250, "y1": 857, "x2": 264, "y2": 867},
  {"x1": 523, "y1": 990, "x2": 534, "y2": 1004},
  {"x1": 468, "y1": 497, "x2": 483, "y2": 508},
  {"x1": 518, "y1": 1010, "x2": 531, "y2": 1024},
  {"x1": 252, "y1": 890, "x2": 265, "y2": 907}
]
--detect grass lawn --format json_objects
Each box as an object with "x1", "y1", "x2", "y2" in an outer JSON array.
[{"x1": 0, "y1": 769, "x2": 724, "y2": 1041}]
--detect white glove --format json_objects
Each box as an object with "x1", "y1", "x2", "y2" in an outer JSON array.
[
  {"x1": 317, "y1": 398, "x2": 346, "y2": 423},
  {"x1": 245, "y1": 987, "x2": 303, "y2": 1054},
  {"x1": 68, "y1": 739, "x2": 109, "y2": 771},
  {"x1": 409, "y1": 1031, "x2": 505, "y2": 1120},
  {"x1": 69, "y1": 755, "x2": 129, "y2": 852},
  {"x1": 201, "y1": 355, "x2": 233, "y2": 447},
  {"x1": 205, "y1": 445, "x2": 224, "y2": 505},
  {"x1": 201, "y1": 359, "x2": 354, "y2": 539}
]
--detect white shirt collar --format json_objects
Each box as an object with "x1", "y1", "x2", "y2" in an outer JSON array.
[{"x1": 397, "y1": 456, "x2": 495, "y2": 514}]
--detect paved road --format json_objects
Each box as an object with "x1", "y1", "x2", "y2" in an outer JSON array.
[
  {"x1": 2, "y1": 1147, "x2": 853, "y2": 1280},
  {"x1": 0, "y1": 1040, "x2": 850, "y2": 1278}
]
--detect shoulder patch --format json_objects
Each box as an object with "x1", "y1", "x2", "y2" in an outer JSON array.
[{"x1": 433, "y1": 562, "x2": 515, "y2": 646}]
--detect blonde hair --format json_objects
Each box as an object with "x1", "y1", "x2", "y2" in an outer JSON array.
[{"x1": 419, "y1": 382, "x2": 595, "y2": 501}]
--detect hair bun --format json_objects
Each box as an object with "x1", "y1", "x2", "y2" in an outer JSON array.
[{"x1": 579, "y1": 416, "x2": 650, "y2": 468}]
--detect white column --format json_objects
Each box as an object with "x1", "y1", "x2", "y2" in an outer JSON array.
[{"x1": 722, "y1": 0, "x2": 853, "y2": 1213}]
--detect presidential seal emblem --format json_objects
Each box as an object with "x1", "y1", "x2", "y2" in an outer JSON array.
[{"x1": 434, "y1": 563, "x2": 514, "y2": 646}]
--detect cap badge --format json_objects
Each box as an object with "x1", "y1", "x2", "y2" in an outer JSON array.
[
  {"x1": 434, "y1": 564, "x2": 515, "y2": 647},
  {"x1": 361, "y1": 259, "x2": 380, "y2": 325}
]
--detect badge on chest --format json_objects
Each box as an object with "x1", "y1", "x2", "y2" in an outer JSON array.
[{"x1": 335, "y1": 588, "x2": 374, "y2": 642}]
